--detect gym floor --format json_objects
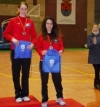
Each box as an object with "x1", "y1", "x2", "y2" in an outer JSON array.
[{"x1": 0, "y1": 49, "x2": 99, "y2": 107}]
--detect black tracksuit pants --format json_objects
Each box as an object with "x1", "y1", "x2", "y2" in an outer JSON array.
[
  {"x1": 93, "y1": 64, "x2": 100, "y2": 80},
  {"x1": 39, "y1": 61, "x2": 63, "y2": 102},
  {"x1": 93, "y1": 64, "x2": 100, "y2": 85},
  {"x1": 11, "y1": 50, "x2": 31, "y2": 99}
]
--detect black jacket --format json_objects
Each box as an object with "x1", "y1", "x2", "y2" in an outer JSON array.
[{"x1": 87, "y1": 33, "x2": 100, "y2": 64}]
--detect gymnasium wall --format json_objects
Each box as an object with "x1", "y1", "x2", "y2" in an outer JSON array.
[
  {"x1": 45, "y1": 0, "x2": 87, "y2": 48},
  {"x1": 0, "y1": 0, "x2": 94, "y2": 48}
]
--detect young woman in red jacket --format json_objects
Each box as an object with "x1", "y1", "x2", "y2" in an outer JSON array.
[
  {"x1": 3, "y1": 2, "x2": 37, "y2": 103},
  {"x1": 36, "y1": 16, "x2": 66, "y2": 107}
]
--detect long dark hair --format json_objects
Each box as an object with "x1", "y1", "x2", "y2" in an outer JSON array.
[
  {"x1": 41, "y1": 16, "x2": 62, "y2": 41},
  {"x1": 16, "y1": 1, "x2": 28, "y2": 16}
]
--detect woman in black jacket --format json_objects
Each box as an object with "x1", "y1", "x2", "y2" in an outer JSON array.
[{"x1": 87, "y1": 23, "x2": 100, "y2": 90}]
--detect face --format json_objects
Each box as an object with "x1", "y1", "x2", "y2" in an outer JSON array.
[
  {"x1": 92, "y1": 25, "x2": 99, "y2": 32},
  {"x1": 18, "y1": 4, "x2": 28, "y2": 17},
  {"x1": 46, "y1": 19, "x2": 53, "y2": 33}
]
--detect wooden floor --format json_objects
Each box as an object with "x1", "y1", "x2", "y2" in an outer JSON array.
[{"x1": 0, "y1": 49, "x2": 100, "y2": 107}]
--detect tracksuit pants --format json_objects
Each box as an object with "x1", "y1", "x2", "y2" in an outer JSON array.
[
  {"x1": 10, "y1": 50, "x2": 31, "y2": 99},
  {"x1": 39, "y1": 61, "x2": 63, "y2": 102}
]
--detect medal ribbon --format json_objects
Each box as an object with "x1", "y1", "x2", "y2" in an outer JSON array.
[
  {"x1": 18, "y1": 16, "x2": 27, "y2": 32},
  {"x1": 47, "y1": 35, "x2": 53, "y2": 50},
  {"x1": 47, "y1": 35, "x2": 52, "y2": 46}
]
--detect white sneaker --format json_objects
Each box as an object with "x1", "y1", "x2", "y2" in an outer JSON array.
[
  {"x1": 15, "y1": 97, "x2": 22, "y2": 103},
  {"x1": 22, "y1": 96, "x2": 30, "y2": 102},
  {"x1": 41, "y1": 102, "x2": 48, "y2": 107},
  {"x1": 56, "y1": 98, "x2": 66, "y2": 106}
]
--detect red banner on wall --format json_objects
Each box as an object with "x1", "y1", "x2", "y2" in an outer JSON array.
[{"x1": 57, "y1": 0, "x2": 76, "y2": 24}]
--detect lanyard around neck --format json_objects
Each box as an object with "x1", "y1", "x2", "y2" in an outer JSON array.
[
  {"x1": 47, "y1": 35, "x2": 52, "y2": 45},
  {"x1": 18, "y1": 16, "x2": 27, "y2": 31}
]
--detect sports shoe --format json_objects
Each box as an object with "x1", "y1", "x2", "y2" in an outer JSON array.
[
  {"x1": 41, "y1": 102, "x2": 48, "y2": 107},
  {"x1": 56, "y1": 98, "x2": 66, "y2": 106},
  {"x1": 22, "y1": 96, "x2": 30, "y2": 102},
  {"x1": 15, "y1": 97, "x2": 22, "y2": 103}
]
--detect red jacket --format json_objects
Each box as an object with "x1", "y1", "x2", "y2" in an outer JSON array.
[
  {"x1": 36, "y1": 33, "x2": 64, "y2": 60},
  {"x1": 3, "y1": 16, "x2": 37, "y2": 50}
]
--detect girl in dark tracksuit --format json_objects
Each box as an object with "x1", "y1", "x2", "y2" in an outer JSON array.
[
  {"x1": 3, "y1": 2, "x2": 36, "y2": 102},
  {"x1": 87, "y1": 23, "x2": 100, "y2": 90},
  {"x1": 36, "y1": 16, "x2": 66, "y2": 107}
]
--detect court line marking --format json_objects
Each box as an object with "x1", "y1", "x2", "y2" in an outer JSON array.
[
  {"x1": 0, "y1": 73, "x2": 12, "y2": 78},
  {"x1": 0, "y1": 63, "x2": 94, "y2": 82},
  {"x1": 0, "y1": 72, "x2": 93, "y2": 82},
  {"x1": 62, "y1": 66, "x2": 94, "y2": 77}
]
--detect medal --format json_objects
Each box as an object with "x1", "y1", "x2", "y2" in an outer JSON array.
[
  {"x1": 18, "y1": 16, "x2": 27, "y2": 36},
  {"x1": 49, "y1": 46, "x2": 53, "y2": 50},
  {"x1": 22, "y1": 31, "x2": 26, "y2": 35}
]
